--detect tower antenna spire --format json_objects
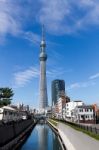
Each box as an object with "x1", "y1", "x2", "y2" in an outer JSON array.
[{"x1": 42, "y1": 24, "x2": 45, "y2": 41}]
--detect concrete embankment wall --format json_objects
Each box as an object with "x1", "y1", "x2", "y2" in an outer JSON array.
[
  {"x1": 47, "y1": 120, "x2": 66, "y2": 150},
  {"x1": 0, "y1": 119, "x2": 36, "y2": 150}
]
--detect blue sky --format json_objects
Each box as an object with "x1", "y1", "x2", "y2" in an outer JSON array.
[{"x1": 0, "y1": 0, "x2": 99, "y2": 108}]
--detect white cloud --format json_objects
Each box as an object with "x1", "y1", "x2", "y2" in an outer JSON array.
[
  {"x1": 38, "y1": 0, "x2": 99, "y2": 34},
  {"x1": 14, "y1": 67, "x2": 39, "y2": 88},
  {"x1": 13, "y1": 65, "x2": 70, "y2": 88},
  {"x1": 1, "y1": 0, "x2": 99, "y2": 42},
  {"x1": 38, "y1": 0, "x2": 71, "y2": 34},
  {"x1": 67, "y1": 83, "x2": 80, "y2": 90},
  {"x1": 0, "y1": 1, "x2": 22, "y2": 37},
  {"x1": 23, "y1": 31, "x2": 41, "y2": 45},
  {"x1": 89, "y1": 73, "x2": 99, "y2": 80},
  {"x1": 67, "y1": 81, "x2": 95, "y2": 90},
  {"x1": 47, "y1": 69, "x2": 64, "y2": 78},
  {"x1": 0, "y1": 0, "x2": 37, "y2": 42}
]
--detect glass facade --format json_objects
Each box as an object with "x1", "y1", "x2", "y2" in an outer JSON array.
[{"x1": 51, "y1": 79, "x2": 65, "y2": 106}]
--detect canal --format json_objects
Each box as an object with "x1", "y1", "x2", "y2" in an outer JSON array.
[{"x1": 21, "y1": 123, "x2": 62, "y2": 150}]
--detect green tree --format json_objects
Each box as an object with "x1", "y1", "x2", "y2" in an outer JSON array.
[{"x1": 0, "y1": 87, "x2": 14, "y2": 107}]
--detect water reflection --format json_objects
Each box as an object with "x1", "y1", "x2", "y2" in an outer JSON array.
[
  {"x1": 37, "y1": 124, "x2": 48, "y2": 150},
  {"x1": 21, "y1": 124, "x2": 62, "y2": 150}
]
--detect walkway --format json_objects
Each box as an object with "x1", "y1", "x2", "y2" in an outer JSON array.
[{"x1": 58, "y1": 123, "x2": 99, "y2": 150}]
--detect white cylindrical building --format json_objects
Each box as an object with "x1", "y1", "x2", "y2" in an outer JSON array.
[{"x1": 39, "y1": 26, "x2": 48, "y2": 110}]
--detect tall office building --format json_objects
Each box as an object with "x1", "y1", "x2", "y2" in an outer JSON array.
[
  {"x1": 52, "y1": 79, "x2": 65, "y2": 106},
  {"x1": 39, "y1": 26, "x2": 48, "y2": 109}
]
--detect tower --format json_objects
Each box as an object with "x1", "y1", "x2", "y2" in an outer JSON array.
[
  {"x1": 39, "y1": 25, "x2": 48, "y2": 109},
  {"x1": 52, "y1": 79, "x2": 65, "y2": 106}
]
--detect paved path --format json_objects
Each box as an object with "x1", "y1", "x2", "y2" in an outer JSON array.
[{"x1": 58, "y1": 123, "x2": 99, "y2": 150}]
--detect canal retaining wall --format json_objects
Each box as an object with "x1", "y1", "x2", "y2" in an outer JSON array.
[
  {"x1": 0, "y1": 119, "x2": 36, "y2": 150},
  {"x1": 47, "y1": 120, "x2": 66, "y2": 150}
]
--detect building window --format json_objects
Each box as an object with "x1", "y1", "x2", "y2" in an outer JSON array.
[
  {"x1": 4, "y1": 111, "x2": 7, "y2": 115},
  {"x1": 81, "y1": 115, "x2": 84, "y2": 118},
  {"x1": 80, "y1": 109, "x2": 83, "y2": 112}
]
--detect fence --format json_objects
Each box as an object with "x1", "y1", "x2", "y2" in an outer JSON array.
[
  {"x1": 0, "y1": 119, "x2": 33, "y2": 147},
  {"x1": 76, "y1": 123, "x2": 99, "y2": 134}
]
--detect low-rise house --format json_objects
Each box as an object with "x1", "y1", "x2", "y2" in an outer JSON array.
[
  {"x1": 73, "y1": 105, "x2": 95, "y2": 124},
  {"x1": 65, "y1": 101, "x2": 84, "y2": 121}
]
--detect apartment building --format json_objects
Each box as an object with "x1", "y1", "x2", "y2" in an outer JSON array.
[
  {"x1": 73, "y1": 105, "x2": 95, "y2": 124},
  {"x1": 65, "y1": 101, "x2": 84, "y2": 120}
]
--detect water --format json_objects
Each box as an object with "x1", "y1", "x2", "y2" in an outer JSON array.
[{"x1": 21, "y1": 123, "x2": 62, "y2": 150}]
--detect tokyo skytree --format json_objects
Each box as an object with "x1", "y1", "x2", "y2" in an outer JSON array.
[{"x1": 39, "y1": 26, "x2": 48, "y2": 109}]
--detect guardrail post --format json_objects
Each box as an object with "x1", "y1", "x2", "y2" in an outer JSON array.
[
  {"x1": 87, "y1": 126, "x2": 88, "y2": 131},
  {"x1": 95, "y1": 127, "x2": 97, "y2": 134},
  {"x1": 91, "y1": 126, "x2": 92, "y2": 132}
]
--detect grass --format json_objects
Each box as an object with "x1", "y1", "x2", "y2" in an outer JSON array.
[{"x1": 48, "y1": 119, "x2": 58, "y2": 126}]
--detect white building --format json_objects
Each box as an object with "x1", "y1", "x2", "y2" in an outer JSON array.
[
  {"x1": 45, "y1": 106, "x2": 52, "y2": 117},
  {"x1": 73, "y1": 105, "x2": 95, "y2": 124},
  {"x1": 65, "y1": 101, "x2": 84, "y2": 120}
]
